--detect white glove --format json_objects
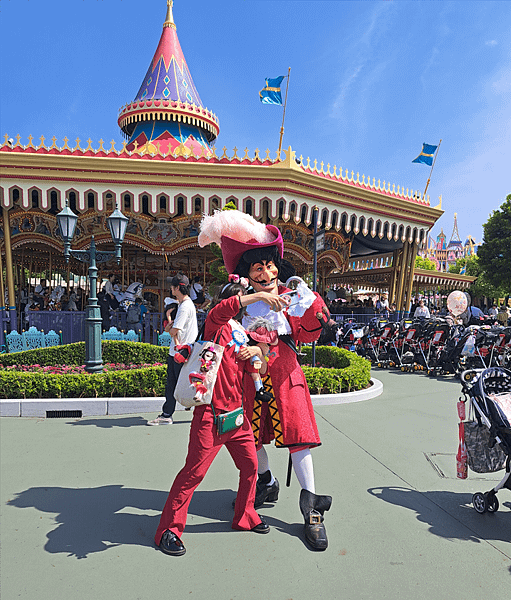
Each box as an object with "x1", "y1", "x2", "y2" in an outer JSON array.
[{"x1": 283, "y1": 277, "x2": 316, "y2": 317}]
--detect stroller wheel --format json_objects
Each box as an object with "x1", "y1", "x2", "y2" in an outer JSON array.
[
  {"x1": 472, "y1": 492, "x2": 488, "y2": 514},
  {"x1": 487, "y1": 495, "x2": 499, "y2": 513}
]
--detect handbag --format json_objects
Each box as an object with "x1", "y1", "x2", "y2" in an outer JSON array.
[
  {"x1": 464, "y1": 420, "x2": 507, "y2": 473},
  {"x1": 212, "y1": 405, "x2": 244, "y2": 435},
  {"x1": 174, "y1": 329, "x2": 225, "y2": 408}
]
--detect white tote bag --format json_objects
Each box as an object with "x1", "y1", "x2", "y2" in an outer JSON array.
[{"x1": 174, "y1": 340, "x2": 225, "y2": 408}]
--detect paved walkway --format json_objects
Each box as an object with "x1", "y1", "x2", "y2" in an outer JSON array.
[{"x1": 1, "y1": 370, "x2": 509, "y2": 599}]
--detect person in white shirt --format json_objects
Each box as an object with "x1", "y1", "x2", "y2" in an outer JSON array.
[
  {"x1": 488, "y1": 305, "x2": 498, "y2": 317},
  {"x1": 414, "y1": 300, "x2": 430, "y2": 318},
  {"x1": 148, "y1": 274, "x2": 198, "y2": 425},
  {"x1": 67, "y1": 291, "x2": 78, "y2": 311}
]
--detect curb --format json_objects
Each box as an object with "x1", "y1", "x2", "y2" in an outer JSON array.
[
  {"x1": 0, "y1": 379, "x2": 383, "y2": 417},
  {"x1": 311, "y1": 377, "x2": 383, "y2": 406}
]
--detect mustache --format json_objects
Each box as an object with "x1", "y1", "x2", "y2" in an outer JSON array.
[{"x1": 250, "y1": 275, "x2": 277, "y2": 284}]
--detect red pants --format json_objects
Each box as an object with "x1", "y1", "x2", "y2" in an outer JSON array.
[{"x1": 154, "y1": 405, "x2": 261, "y2": 545}]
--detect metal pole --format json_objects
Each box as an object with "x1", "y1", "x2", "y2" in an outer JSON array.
[
  {"x1": 312, "y1": 207, "x2": 318, "y2": 368},
  {"x1": 278, "y1": 67, "x2": 291, "y2": 156},
  {"x1": 84, "y1": 237, "x2": 104, "y2": 373}
]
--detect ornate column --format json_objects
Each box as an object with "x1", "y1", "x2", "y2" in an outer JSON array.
[
  {"x1": 2, "y1": 207, "x2": 17, "y2": 330},
  {"x1": 396, "y1": 241, "x2": 410, "y2": 312},
  {"x1": 404, "y1": 241, "x2": 418, "y2": 315}
]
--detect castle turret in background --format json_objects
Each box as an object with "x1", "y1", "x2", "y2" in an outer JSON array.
[
  {"x1": 117, "y1": 1, "x2": 219, "y2": 156},
  {"x1": 446, "y1": 213, "x2": 464, "y2": 267}
]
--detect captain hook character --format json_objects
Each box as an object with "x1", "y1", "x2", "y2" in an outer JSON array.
[{"x1": 198, "y1": 209, "x2": 332, "y2": 550}]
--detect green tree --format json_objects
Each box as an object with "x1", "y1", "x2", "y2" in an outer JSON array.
[
  {"x1": 449, "y1": 255, "x2": 504, "y2": 300},
  {"x1": 415, "y1": 256, "x2": 436, "y2": 270},
  {"x1": 478, "y1": 194, "x2": 511, "y2": 293}
]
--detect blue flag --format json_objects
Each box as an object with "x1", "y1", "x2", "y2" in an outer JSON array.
[
  {"x1": 412, "y1": 143, "x2": 438, "y2": 166},
  {"x1": 259, "y1": 76, "x2": 285, "y2": 105}
]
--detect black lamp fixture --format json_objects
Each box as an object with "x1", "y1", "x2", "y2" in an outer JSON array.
[
  {"x1": 56, "y1": 198, "x2": 129, "y2": 373},
  {"x1": 106, "y1": 203, "x2": 129, "y2": 261},
  {"x1": 57, "y1": 199, "x2": 79, "y2": 261}
]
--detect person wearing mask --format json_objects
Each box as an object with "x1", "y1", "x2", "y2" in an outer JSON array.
[
  {"x1": 413, "y1": 300, "x2": 430, "y2": 318},
  {"x1": 488, "y1": 304, "x2": 498, "y2": 318},
  {"x1": 148, "y1": 274, "x2": 198, "y2": 425}
]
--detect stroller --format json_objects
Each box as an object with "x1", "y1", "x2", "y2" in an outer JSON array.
[{"x1": 460, "y1": 367, "x2": 511, "y2": 513}]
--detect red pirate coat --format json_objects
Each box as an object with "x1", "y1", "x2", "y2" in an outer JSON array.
[{"x1": 243, "y1": 287, "x2": 326, "y2": 449}]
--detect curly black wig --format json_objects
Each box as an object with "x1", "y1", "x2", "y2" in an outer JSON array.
[{"x1": 233, "y1": 246, "x2": 295, "y2": 283}]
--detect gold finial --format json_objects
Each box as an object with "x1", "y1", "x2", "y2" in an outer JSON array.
[{"x1": 164, "y1": 0, "x2": 176, "y2": 29}]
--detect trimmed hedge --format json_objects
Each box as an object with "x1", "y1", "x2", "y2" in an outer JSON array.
[
  {"x1": 300, "y1": 345, "x2": 371, "y2": 393},
  {"x1": 0, "y1": 366, "x2": 167, "y2": 399},
  {"x1": 0, "y1": 341, "x2": 169, "y2": 399},
  {"x1": 0, "y1": 341, "x2": 370, "y2": 399},
  {"x1": 0, "y1": 341, "x2": 168, "y2": 367}
]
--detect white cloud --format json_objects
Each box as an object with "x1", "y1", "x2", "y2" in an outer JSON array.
[{"x1": 485, "y1": 40, "x2": 498, "y2": 47}]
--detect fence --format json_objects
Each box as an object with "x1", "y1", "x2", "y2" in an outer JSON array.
[
  {"x1": 28, "y1": 309, "x2": 208, "y2": 345},
  {"x1": 331, "y1": 311, "x2": 402, "y2": 325},
  {"x1": 28, "y1": 311, "x2": 85, "y2": 344}
]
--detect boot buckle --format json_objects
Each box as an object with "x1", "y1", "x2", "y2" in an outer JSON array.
[{"x1": 308, "y1": 510, "x2": 322, "y2": 524}]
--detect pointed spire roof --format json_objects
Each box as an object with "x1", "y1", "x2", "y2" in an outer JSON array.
[{"x1": 118, "y1": 1, "x2": 219, "y2": 149}]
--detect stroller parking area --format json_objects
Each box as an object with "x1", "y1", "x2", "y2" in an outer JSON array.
[{"x1": 1, "y1": 369, "x2": 509, "y2": 599}]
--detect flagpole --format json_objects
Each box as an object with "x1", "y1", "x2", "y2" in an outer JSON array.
[
  {"x1": 278, "y1": 67, "x2": 291, "y2": 157},
  {"x1": 422, "y1": 139, "x2": 442, "y2": 201}
]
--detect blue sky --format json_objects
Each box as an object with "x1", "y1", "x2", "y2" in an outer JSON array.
[{"x1": 2, "y1": 0, "x2": 510, "y2": 244}]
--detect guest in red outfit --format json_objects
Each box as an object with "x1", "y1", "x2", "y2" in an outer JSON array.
[{"x1": 154, "y1": 282, "x2": 287, "y2": 557}]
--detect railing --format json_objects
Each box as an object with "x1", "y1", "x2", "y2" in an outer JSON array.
[
  {"x1": 331, "y1": 311, "x2": 402, "y2": 324},
  {"x1": 0, "y1": 308, "x2": 9, "y2": 350},
  {"x1": 28, "y1": 310, "x2": 208, "y2": 345},
  {"x1": 28, "y1": 311, "x2": 85, "y2": 344}
]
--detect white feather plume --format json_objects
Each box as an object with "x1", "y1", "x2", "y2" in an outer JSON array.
[{"x1": 198, "y1": 210, "x2": 275, "y2": 248}]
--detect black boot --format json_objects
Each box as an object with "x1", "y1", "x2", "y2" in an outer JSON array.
[
  {"x1": 299, "y1": 489, "x2": 332, "y2": 550},
  {"x1": 254, "y1": 470, "x2": 280, "y2": 509}
]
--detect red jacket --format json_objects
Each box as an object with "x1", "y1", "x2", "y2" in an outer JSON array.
[
  {"x1": 244, "y1": 287, "x2": 326, "y2": 448},
  {"x1": 204, "y1": 295, "x2": 255, "y2": 414}
]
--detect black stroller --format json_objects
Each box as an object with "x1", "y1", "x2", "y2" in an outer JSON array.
[{"x1": 460, "y1": 367, "x2": 511, "y2": 513}]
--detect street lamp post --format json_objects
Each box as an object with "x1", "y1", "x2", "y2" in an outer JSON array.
[{"x1": 57, "y1": 200, "x2": 128, "y2": 373}]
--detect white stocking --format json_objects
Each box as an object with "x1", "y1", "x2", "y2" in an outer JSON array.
[
  {"x1": 256, "y1": 447, "x2": 275, "y2": 485},
  {"x1": 256, "y1": 447, "x2": 270, "y2": 474},
  {"x1": 291, "y1": 448, "x2": 315, "y2": 493}
]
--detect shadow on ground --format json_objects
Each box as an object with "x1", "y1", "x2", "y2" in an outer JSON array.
[
  {"x1": 68, "y1": 417, "x2": 191, "y2": 428},
  {"x1": 368, "y1": 486, "x2": 511, "y2": 546},
  {"x1": 7, "y1": 485, "x2": 303, "y2": 558}
]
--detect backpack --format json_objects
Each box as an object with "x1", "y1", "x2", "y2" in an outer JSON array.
[
  {"x1": 193, "y1": 283, "x2": 205, "y2": 304},
  {"x1": 126, "y1": 303, "x2": 141, "y2": 324}
]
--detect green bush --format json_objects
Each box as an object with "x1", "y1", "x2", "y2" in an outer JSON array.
[
  {"x1": 300, "y1": 346, "x2": 371, "y2": 393},
  {"x1": 0, "y1": 366, "x2": 167, "y2": 399},
  {"x1": 0, "y1": 341, "x2": 169, "y2": 399},
  {"x1": 0, "y1": 341, "x2": 168, "y2": 367},
  {"x1": 0, "y1": 341, "x2": 370, "y2": 398}
]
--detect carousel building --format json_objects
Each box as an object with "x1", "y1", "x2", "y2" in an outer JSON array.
[{"x1": 1, "y1": 1, "x2": 452, "y2": 341}]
